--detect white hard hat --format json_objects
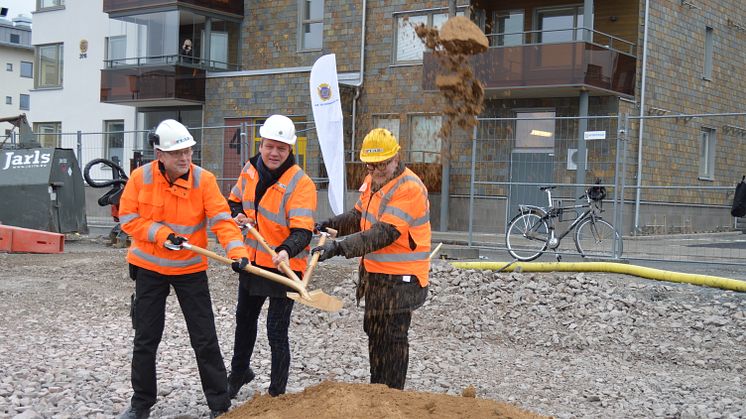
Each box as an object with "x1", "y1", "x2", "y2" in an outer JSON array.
[
  {"x1": 259, "y1": 115, "x2": 297, "y2": 145},
  {"x1": 150, "y1": 119, "x2": 196, "y2": 151}
]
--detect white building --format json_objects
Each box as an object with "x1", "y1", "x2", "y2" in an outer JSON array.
[
  {"x1": 0, "y1": 15, "x2": 33, "y2": 142},
  {"x1": 31, "y1": 0, "x2": 136, "y2": 177}
]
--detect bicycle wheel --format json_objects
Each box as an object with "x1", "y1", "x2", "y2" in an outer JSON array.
[
  {"x1": 574, "y1": 218, "x2": 623, "y2": 258},
  {"x1": 506, "y1": 212, "x2": 549, "y2": 261}
]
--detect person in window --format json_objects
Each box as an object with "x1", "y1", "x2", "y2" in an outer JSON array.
[{"x1": 181, "y1": 39, "x2": 194, "y2": 63}]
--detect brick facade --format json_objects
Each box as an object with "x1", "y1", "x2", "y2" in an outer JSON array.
[{"x1": 201, "y1": 0, "x2": 746, "y2": 232}]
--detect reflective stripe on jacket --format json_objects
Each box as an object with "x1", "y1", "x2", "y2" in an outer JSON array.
[
  {"x1": 354, "y1": 167, "x2": 431, "y2": 286},
  {"x1": 229, "y1": 161, "x2": 316, "y2": 271},
  {"x1": 119, "y1": 160, "x2": 248, "y2": 275}
]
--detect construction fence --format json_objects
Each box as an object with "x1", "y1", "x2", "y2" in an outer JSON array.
[
  {"x1": 3, "y1": 111, "x2": 746, "y2": 267},
  {"x1": 466, "y1": 112, "x2": 746, "y2": 266}
]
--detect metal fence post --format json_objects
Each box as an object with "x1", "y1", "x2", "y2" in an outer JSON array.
[
  {"x1": 613, "y1": 113, "x2": 624, "y2": 258},
  {"x1": 76, "y1": 130, "x2": 83, "y2": 170},
  {"x1": 468, "y1": 124, "x2": 478, "y2": 247},
  {"x1": 619, "y1": 114, "x2": 630, "y2": 239},
  {"x1": 240, "y1": 122, "x2": 248, "y2": 165}
]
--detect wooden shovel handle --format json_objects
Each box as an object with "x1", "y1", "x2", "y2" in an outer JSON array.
[
  {"x1": 301, "y1": 228, "x2": 337, "y2": 285},
  {"x1": 182, "y1": 243, "x2": 310, "y2": 299},
  {"x1": 245, "y1": 223, "x2": 302, "y2": 283},
  {"x1": 302, "y1": 234, "x2": 326, "y2": 284}
]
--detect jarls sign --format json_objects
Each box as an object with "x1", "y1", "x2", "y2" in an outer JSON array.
[{"x1": 1, "y1": 150, "x2": 53, "y2": 170}]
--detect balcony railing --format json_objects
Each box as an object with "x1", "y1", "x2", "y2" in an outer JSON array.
[
  {"x1": 423, "y1": 27, "x2": 637, "y2": 98},
  {"x1": 486, "y1": 27, "x2": 636, "y2": 56},
  {"x1": 100, "y1": 61, "x2": 206, "y2": 104},
  {"x1": 104, "y1": 54, "x2": 239, "y2": 72}
]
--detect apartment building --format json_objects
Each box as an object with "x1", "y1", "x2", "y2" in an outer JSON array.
[
  {"x1": 0, "y1": 14, "x2": 33, "y2": 142},
  {"x1": 31, "y1": 0, "x2": 135, "y2": 177},
  {"x1": 99, "y1": 0, "x2": 746, "y2": 233}
]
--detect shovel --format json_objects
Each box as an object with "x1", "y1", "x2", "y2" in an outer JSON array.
[
  {"x1": 243, "y1": 222, "x2": 302, "y2": 283},
  {"x1": 173, "y1": 241, "x2": 343, "y2": 312},
  {"x1": 286, "y1": 228, "x2": 337, "y2": 303}
]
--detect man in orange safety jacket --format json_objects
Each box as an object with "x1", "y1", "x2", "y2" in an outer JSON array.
[
  {"x1": 312, "y1": 127, "x2": 431, "y2": 390},
  {"x1": 225, "y1": 114, "x2": 317, "y2": 399},
  {"x1": 117, "y1": 119, "x2": 248, "y2": 419}
]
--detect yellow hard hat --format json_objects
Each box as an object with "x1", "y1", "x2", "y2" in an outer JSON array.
[{"x1": 360, "y1": 128, "x2": 401, "y2": 163}]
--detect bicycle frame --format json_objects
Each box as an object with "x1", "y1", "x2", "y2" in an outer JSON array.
[{"x1": 517, "y1": 187, "x2": 601, "y2": 248}]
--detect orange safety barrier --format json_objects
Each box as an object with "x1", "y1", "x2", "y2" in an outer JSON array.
[{"x1": 0, "y1": 224, "x2": 64, "y2": 254}]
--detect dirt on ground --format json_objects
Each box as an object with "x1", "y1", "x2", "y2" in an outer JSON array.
[{"x1": 223, "y1": 380, "x2": 546, "y2": 419}]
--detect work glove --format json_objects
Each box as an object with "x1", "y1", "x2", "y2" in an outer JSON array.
[
  {"x1": 231, "y1": 257, "x2": 249, "y2": 274},
  {"x1": 311, "y1": 240, "x2": 340, "y2": 262},
  {"x1": 165, "y1": 233, "x2": 187, "y2": 249},
  {"x1": 314, "y1": 221, "x2": 330, "y2": 234}
]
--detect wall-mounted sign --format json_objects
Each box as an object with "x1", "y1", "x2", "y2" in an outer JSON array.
[{"x1": 583, "y1": 130, "x2": 606, "y2": 140}]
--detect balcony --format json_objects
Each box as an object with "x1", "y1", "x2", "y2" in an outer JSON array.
[
  {"x1": 100, "y1": 56, "x2": 207, "y2": 107},
  {"x1": 423, "y1": 28, "x2": 636, "y2": 99},
  {"x1": 103, "y1": 0, "x2": 242, "y2": 17}
]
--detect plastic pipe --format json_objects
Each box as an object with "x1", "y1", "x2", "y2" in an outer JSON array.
[{"x1": 450, "y1": 261, "x2": 746, "y2": 292}]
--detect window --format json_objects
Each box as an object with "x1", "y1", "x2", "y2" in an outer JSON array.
[
  {"x1": 491, "y1": 10, "x2": 525, "y2": 46},
  {"x1": 409, "y1": 115, "x2": 442, "y2": 163},
  {"x1": 105, "y1": 36, "x2": 127, "y2": 67},
  {"x1": 10, "y1": 34, "x2": 19, "y2": 44},
  {"x1": 116, "y1": 11, "x2": 179, "y2": 65},
  {"x1": 20, "y1": 61, "x2": 32, "y2": 78},
  {"x1": 394, "y1": 12, "x2": 448, "y2": 63},
  {"x1": 34, "y1": 122, "x2": 61, "y2": 148},
  {"x1": 19, "y1": 94, "x2": 29, "y2": 110},
  {"x1": 37, "y1": 0, "x2": 64, "y2": 10},
  {"x1": 394, "y1": 10, "x2": 463, "y2": 63},
  {"x1": 372, "y1": 116, "x2": 401, "y2": 141},
  {"x1": 515, "y1": 111, "x2": 555, "y2": 149},
  {"x1": 704, "y1": 26, "x2": 713, "y2": 80},
  {"x1": 35, "y1": 43, "x2": 64, "y2": 88},
  {"x1": 104, "y1": 120, "x2": 125, "y2": 168},
  {"x1": 699, "y1": 128, "x2": 716, "y2": 179},
  {"x1": 5, "y1": 96, "x2": 11, "y2": 105},
  {"x1": 536, "y1": 7, "x2": 585, "y2": 43},
  {"x1": 299, "y1": 0, "x2": 323, "y2": 50},
  {"x1": 6, "y1": 63, "x2": 11, "y2": 71}
]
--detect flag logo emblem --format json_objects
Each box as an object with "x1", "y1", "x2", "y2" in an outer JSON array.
[{"x1": 317, "y1": 83, "x2": 333, "y2": 101}]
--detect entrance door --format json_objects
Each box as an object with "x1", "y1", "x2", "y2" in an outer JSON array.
[{"x1": 506, "y1": 111, "x2": 556, "y2": 226}]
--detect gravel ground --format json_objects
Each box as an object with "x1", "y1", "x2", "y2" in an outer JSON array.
[{"x1": 1, "y1": 238, "x2": 745, "y2": 419}]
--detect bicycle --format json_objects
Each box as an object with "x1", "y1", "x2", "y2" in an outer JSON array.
[{"x1": 505, "y1": 185, "x2": 623, "y2": 261}]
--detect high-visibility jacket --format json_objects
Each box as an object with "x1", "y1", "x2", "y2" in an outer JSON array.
[
  {"x1": 119, "y1": 161, "x2": 248, "y2": 275},
  {"x1": 229, "y1": 161, "x2": 316, "y2": 271},
  {"x1": 355, "y1": 167, "x2": 431, "y2": 286}
]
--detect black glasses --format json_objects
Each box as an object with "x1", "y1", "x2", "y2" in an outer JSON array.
[{"x1": 365, "y1": 159, "x2": 392, "y2": 171}]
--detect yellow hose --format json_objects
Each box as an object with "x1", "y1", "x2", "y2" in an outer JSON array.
[{"x1": 450, "y1": 261, "x2": 746, "y2": 292}]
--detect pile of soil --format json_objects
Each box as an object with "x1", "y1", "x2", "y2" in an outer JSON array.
[
  {"x1": 224, "y1": 381, "x2": 547, "y2": 419},
  {"x1": 415, "y1": 16, "x2": 488, "y2": 140}
]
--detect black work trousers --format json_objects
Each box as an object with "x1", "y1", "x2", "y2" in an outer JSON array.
[
  {"x1": 363, "y1": 305, "x2": 413, "y2": 390},
  {"x1": 130, "y1": 267, "x2": 229, "y2": 412},
  {"x1": 360, "y1": 269, "x2": 427, "y2": 390},
  {"x1": 231, "y1": 283, "x2": 294, "y2": 397}
]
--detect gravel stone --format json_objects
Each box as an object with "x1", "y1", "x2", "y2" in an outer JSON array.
[{"x1": 0, "y1": 239, "x2": 744, "y2": 418}]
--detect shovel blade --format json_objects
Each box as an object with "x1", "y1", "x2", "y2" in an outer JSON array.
[{"x1": 287, "y1": 289, "x2": 343, "y2": 312}]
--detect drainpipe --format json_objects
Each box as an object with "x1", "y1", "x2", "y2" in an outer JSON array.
[
  {"x1": 349, "y1": 0, "x2": 367, "y2": 157},
  {"x1": 634, "y1": 0, "x2": 651, "y2": 234}
]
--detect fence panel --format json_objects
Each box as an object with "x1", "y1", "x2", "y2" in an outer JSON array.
[
  {"x1": 618, "y1": 112, "x2": 746, "y2": 266},
  {"x1": 468, "y1": 115, "x2": 621, "y2": 247}
]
